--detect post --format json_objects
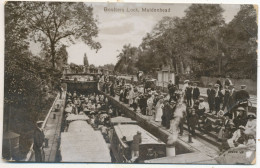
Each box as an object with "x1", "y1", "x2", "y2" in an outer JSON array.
[{"x1": 166, "y1": 134, "x2": 177, "y2": 157}]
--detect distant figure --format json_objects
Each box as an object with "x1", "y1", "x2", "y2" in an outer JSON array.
[
  {"x1": 155, "y1": 97, "x2": 164, "y2": 122},
  {"x1": 235, "y1": 85, "x2": 250, "y2": 114},
  {"x1": 187, "y1": 108, "x2": 199, "y2": 137},
  {"x1": 33, "y1": 121, "x2": 45, "y2": 162},
  {"x1": 131, "y1": 131, "x2": 142, "y2": 162},
  {"x1": 146, "y1": 94, "x2": 154, "y2": 116},
  {"x1": 244, "y1": 114, "x2": 256, "y2": 136},
  {"x1": 185, "y1": 82, "x2": 193, "y2": 107},
  {"x1": 214, "y1": 84, "x2": 223, "y2": 114},
  {"x1": 216, "y1": 79, "x2": 223, "y2": 90},
  {"x1": 222, "y1": 86, "x2": 230, "y2": 111},
  {"x1": 207, "y1": 83, "x2": 215, "y2": 113},
  {"x1": 168, "y1": 80, "x2": 175, "y2": 102},
  {"x1": 227, "y1": 84, "x2": 236, "y2": 116},
  {"x1": 192, "y1": 83, "x2": 200, "y2": 102},
  {"x1": 175, "y1": 74, "x2": 180, "y2": 89},
  {"x1": 59, "y1": 85, "x2": 63, "y2": 99}
]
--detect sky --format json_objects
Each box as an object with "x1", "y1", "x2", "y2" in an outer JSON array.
[{"x1": 29, "y1": 3, "x2": 241, "y2": 66}]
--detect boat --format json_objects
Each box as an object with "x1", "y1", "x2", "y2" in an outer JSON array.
[
  {"x1": 60, "y1": 119, "x2": 111, "y2": 162},
  {"x1": 110, "y1": 124, "x2": 166, "y2": 163}
]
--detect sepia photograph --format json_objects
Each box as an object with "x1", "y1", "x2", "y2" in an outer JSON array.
[{"x1": 1, "y1": 0, "x2": 258, "y2": 165}]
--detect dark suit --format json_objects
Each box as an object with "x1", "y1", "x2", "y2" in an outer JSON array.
[
  {"x1": 193, "y1": 87, "x2": 200, "y2": 100},
  {"x1": 185, "y1": 87, "x2": 193, "y2": 106},
  {"x1": 215, "y1": 90, "x2": 223, "y2": 113},
  {"x1": 222, "y1": 89, "x2": 230, "y2": 111},
  {"x1": 207, "y1": 88, "x2": 216, "y2": 112},
  {"x1": 33, "y1": 127, "x2": 45, "y2": 162},
  {"x1": 187, "y1": 114, "x2": 199, "y2": 136}
]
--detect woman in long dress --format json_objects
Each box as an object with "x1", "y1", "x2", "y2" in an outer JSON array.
[
  {"x1": 146, "y1": 95, "x2": 154, "y2": 116},
  {"x1": 155, "y1": 98, "x2": 164, "y2": 122}
]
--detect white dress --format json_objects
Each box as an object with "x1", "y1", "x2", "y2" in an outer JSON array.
[
  {"x1": 155, "y1": 102, "x2": 163, "y2": 122},
  {"x1": 244, "y1": 119, "x2": 256, "y2": 136}
]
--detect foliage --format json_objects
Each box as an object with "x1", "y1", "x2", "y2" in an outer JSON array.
[
  {"x1": 114, "y1": 44, "x2": 139, "y2": 74},
  {"x1": 19, "y1": 1, "x2": 101, "y2": 68},
  {"x1": 115, "y1": 4, "x2": 257, "y2": 80},
  {"x1": 221, "y1": 5, "x2": 257, "y2": 79},
  {"x1": 98, "y1": 64, "x2": 115, "y2": 72},
  {"x1": 83, "y1": 53, "x2": 89, "y2": 66}
]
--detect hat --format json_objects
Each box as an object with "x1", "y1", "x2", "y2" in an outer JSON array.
[
  {"x1": 229, "y1": 84, "x2": 234, "y2": 88},
  {"x1": 184, "y1": 80, "x2": 190, "y2": 84},
  {"x1": 239, "y1": 125, "x2": 245, "y2": 130},
  {"x1": 199, "y1": 97, "x2": 204, "y2": 101},
  {"x1": 137, "y1": 131, "x2": 141, "y2": 134},
  {"x1": 36, "y1": 121, "x2": 44, "y2": 124},
  {"x1": 193, "y1": 83, "x2": 198, "y2": 86},
  {"x1": 208, "y1": 83, "x2": 213, "y2": 86},
  {"x1": 214, "y1": 84, "x2": 220, "y2": 88},
  {"x1": 241, "y1": 85, "x2": 247, "y2": 90},
  {"x1": 236, "y1": 107, "x2": 245, "y2": 111},
  {"x1": 247, "y1": 114, "x2": 256, "y2": 119},
  {"x1": 36, "y1": 121, "x2": 44, "y2": 127}
]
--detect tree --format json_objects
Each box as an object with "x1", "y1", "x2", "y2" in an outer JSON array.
[
  {"x1": 222, "y1": 5, "x2": 257, "y2": 79},
  {"x1": 114, "y1": 44, "x2": 138, "y2": 74},
  {"x1": 83, "y1": 53, "x2": 89, "y2": 66},
  {"x1": 20, "y1": 1, "x2": 101, "y2": 68},
  {"x1": 180, "y1": 4, "x2": 225, "y2": 76},
  {"x1": 56, "y1": 45, "x2": 68, "y2": 70}
]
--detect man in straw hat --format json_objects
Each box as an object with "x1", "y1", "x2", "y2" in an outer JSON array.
[
  {"x1": 185, "y1": 82, "x2": 193, "y2": 106},
  {"x1": 33, "y1": 121, "x2": 45, "y2": 162},
  {"x1": 214, "y1": 84, "x2": 223, "y2": 115}
]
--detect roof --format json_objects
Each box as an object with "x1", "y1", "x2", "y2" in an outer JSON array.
[
  {"x1": 67, "y1": 120, "x2": 92, "y2": 132},
  {"x1": 60, "y1": 120, "x2": 111, "y2": 162},
  {"x1": 66, "y1": 114, "x2": 89, "y2": 121},
  {"x1": 145, "y1": 152, "x2": 218, "y2": 164},
  {"x1": 114, "y1": 124, "x2": 164, "y2": 145},
  {"x1": 110, "y1": 116, "x2": 137, "y2": 124}
]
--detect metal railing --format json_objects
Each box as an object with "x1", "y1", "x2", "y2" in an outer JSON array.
[{"x1": 25, "y1": 93, "x2": 60, "y2": 161}]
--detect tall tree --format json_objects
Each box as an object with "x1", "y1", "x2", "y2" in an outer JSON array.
[
  {"x1": 84, "y1": 53, "x2": 89, "y2": 66},
  {"x1": 222, "y1": 5, "x2": 257, "y2": 79},
  {"x1": 20, "y1": 1, "x2": 101, "y2": 68},
  {"x1": 181, "y1": 4, "x2": 225, "y2": 76},
  {"x1": 114, "y1": 44, "x2": 138, "y2": 74}
]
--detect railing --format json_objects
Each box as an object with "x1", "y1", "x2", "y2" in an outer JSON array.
[{"x1": 25, "y1": 93, "x2": 60, "y2": 161}]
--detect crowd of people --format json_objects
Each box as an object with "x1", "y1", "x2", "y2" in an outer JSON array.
[
  {"x1": 100, "y1": 74, "x2": 256, "y2": 153},
  {"x1": 64, "y1": 91, "x2": 119, "y2": 141}
]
